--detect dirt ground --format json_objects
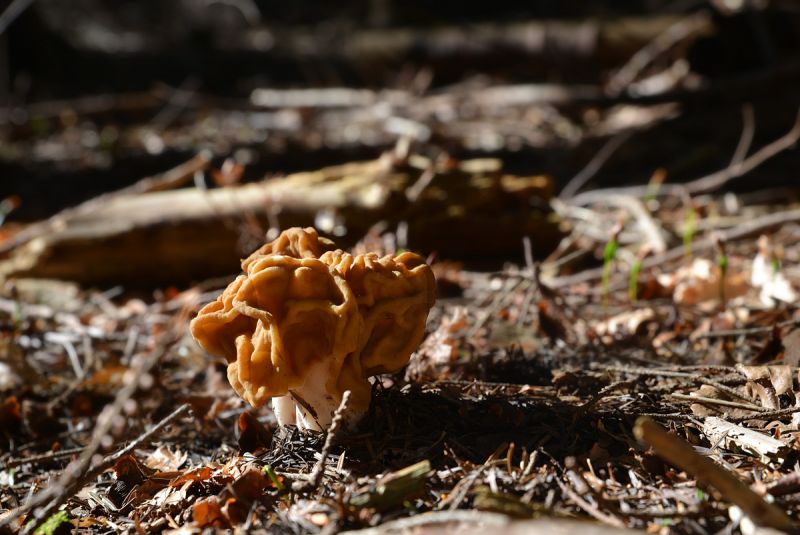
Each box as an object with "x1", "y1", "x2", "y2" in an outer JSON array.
[{"x1": 4, "y1": 2, "x2": 800, "y2": 534}]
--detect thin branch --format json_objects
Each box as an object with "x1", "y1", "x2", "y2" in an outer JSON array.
[
  {"x1": 669, "y1": 393, "x2": 767, "y2": 413},
  {"x1": 730, "y1": 103, "x2": 755, "y2": 167},
  {"x1": 548, "y1": 206, "x2": 800, "y2": 289},
  {"x1": 634, "y1": 417, "x2": 796, "y2": 532},
  {"x1": 605, "y1": 12, "x2": 712, "y2": 96},
  {"x1": 729, "y1": 406, "x2": 800, "y2": 423},
  {"x1": 557, "y1": 479, "x2": 627, "y2": 529},
  {"x1": 0, "y1": 447, "x2": 85, "y2": 472},
  {"x1": 20, "y1": 403, "x2": 191, "y2": 535},
  {"x1": 339, "y1": 510, "x2": 510, "y2": 534},
  {"x1": 694, "y1": 317, "x2": 800, "y2": 339},
  {"x1": 0, "y1": 152, "x2": 211, "y2": 255},
  {"x1": 559, "y1": 131, "x2": 633, "y2": 199},
  {"x1": 292, "y1": 390, "x2": 350, "y2": 493},
  {"x1": 0, "y1": 0, "x2": 35, "y2": 36},
  {"x1": 0, "y1": 337, "x2": 178, "y2": 532},
  {"x1": 570, "y1": 108, "x2": 800, "y2": 205}
]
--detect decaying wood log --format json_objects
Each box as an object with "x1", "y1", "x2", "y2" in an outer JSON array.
[{"x1": 0, "y1": 154, "x2": 562, "y2": 286}]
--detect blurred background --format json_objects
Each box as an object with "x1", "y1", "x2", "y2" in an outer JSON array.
[{"x1": 1, "y1": 0, "x2": 800, "y2": 283}]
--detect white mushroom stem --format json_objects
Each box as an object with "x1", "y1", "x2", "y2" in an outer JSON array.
[{"x1": 271, "y1": 360, "x2": 357, "y2": 432}]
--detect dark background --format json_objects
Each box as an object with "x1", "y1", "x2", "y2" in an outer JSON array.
[{"x1": 2, "y1": 0, "x2": 800, "y2": 221}]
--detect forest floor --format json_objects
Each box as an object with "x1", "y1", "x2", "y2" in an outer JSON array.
[
  {"x1": 2, "y1": 161, "x2": 800, "y2": 534},
  {"x1": 4, "y1": 3, "x2": 800, "y2": 534}
]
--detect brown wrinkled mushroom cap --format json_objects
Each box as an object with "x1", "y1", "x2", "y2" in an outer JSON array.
[
  {"x1": 323, "y1": 249, "x2": 436, "y2": 413},
  {"x1": 190, "y1": 227, "x2": 436, "y2": 425}
]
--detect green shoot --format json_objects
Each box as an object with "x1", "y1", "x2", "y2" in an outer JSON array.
[
  {"x1": 771, "y1": 258, "x2": 781, "y2": 276},
  {"x1": 713, "y1": 234, "x2": 728, "y2": 308},
  {"x1": 602, "y1": 222, "x2": 623, "y2": 311},
  {"x1": 717, "y1": 253, "x2": 728, "y2": 306},
  {"x1": 628, "y1": 258, "x2": 641, "y2": 303},
  {"x1": 262, "y1": 464, "x2": 284, "y2": 491},
  {"x1": 683, "y1": 206, "x2": 696, "y2": 259},
  {"x1": 629, "y1": 245, "x2": 651, "y2": 303},
  {"x1": 643, "y1": 168, "x2": 666, "y2": 204}
]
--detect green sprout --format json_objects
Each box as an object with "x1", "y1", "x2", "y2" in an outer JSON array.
[
  {"x1": 713, "y1": 234, "x2": 728, "y2": 308},
  {"x1": 628, "y1": 258, "x2": 642, "y2": 303},
  {"x1": 683, "y1": 206, "x2": 697, "y2": 259},
  {"x1": 602, "y1": 222, "x2": 623, "y2": 311},
  {"x1": 629, "y1": 245, "x2": 651, "y2": 303},
  {"x1": 262, "y1": 464, "x2": 284, "y2": 492},
  {"x1": 771, "y1": 258, "x2": 781, "y2": 275},
  {"x1": 643, "y1": 168, "x2": 666, "y2": 204}
]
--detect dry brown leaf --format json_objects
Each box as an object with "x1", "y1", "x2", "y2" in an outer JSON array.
[
  {"x1": 736, "y1": 364, "x2": 795, "y2": 410},
  {"x1": 592, "y1": 308, "x2": 656, "y2": 338},
  {"x1": 0, "y1": 363, "x2": 21, "y2": 392},
  {"x1": 193, "y1": 496, "x2": 228, "y2": 528},
  {"x1": 0, "y1": 396, "x2": 21, "y2": 433},
  {"x1": 144, "y1": 446, "x2": 188, "y2": 472},
  {"x1": 189, "y1": 468, "x2": 270, "y2": 528},
  {"x1": 688, "y1": 384, "x2": 755, "y2": 419},
  {"x1": 237, "y1": 411, "x2": 273, "y2": 453},
  {"x1": 169, "y1": 467, "x2": 214, "y2": 488},
  {"x1": 113, "y1": 454, "x2": 153, "y2": 486},
  {"x1": 737, "y1": 365, "x2": 794, "y2": 396},
  {"x1": 406, "y1": 306, "x2": 467, "y2": 382},
  {"x1": 782, "y1": 329, "x2": 800, "y2": 366},
  {"x1": 658, "y1": 258, "x2": 749, "y2": 307},
  {"x1": 150, "y1": 481, "x2": 189, "y2": 508},
  {"x1": 752, "y1": 236, "x2": 798, "y2": 306}
]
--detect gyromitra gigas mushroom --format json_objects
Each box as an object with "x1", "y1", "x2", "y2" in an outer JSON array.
[{"x1": 190, "y1": 227, "x2": 436, "y2": 431}]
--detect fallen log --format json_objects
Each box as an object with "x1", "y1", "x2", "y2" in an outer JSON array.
[{"x1": 0, "y1": 154, "x2": 563, "y2": 286}]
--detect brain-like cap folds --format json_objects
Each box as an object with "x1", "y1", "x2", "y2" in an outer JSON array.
[{"x1": 190, "y1": 227, "x2": 436, "y2": 425}]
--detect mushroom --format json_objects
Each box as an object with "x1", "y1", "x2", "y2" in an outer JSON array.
[{"x1": 190, "y1": 227, "x2": 436, "y2": 431}]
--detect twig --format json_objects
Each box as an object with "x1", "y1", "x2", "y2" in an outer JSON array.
[
  {"x1": 634, "y1": 417, "x2": 796, "y2": 532},
  {"x1": 0, "y1": 337, "x2": 177, "y2": 533},
  {"x1": 292, "y1": 391, "x2": 350, "y2": 493},
  {"x1": 20, "y1": 403, "x2": 191, "y2": 535},
  {"x1": 0, "y1": 447, "x2": 85, "y2": 471},
  {"x1": 549, "y1": 206, "x2": 800, "y2": 289},
  {"x1": 669, "y1": 393, "x2": 767, "y2": 413},
  {"x1": 559, "y1": 131, "x2": 634, "y2": 199},
  {"x1": 603, "y1": 365, "x2": 751, "y2": 402},
  {"x1": 441, "y1": 464, "x2": 488, "y2": 511},
  {"x1": 730, "y1": 103, "x2": 755, "y2": 167},
  {"x1": 556, "y1": 479, "x2": 626, "y2": 528},
  {"x1": 338, "y1": 510, "x2": 510, "y2": 535},
  {"x1": 605, "y1": 12, "x2": 712, "y2": 96},
  {"x1": 569, "y1": 107, "x2": 800, "y2": 204},
  {"x1": 560, "y1": 194, "x2": 666, "y2": 252},
  {"x1": 693, "y1": 317, "x2": 800, "y2": 339},
  {"x1": 635, "y1": 412, "x2": 695, "y2": 421},
  {"x1": 765, "y1": 471, "x2": 800, "y2": 497},
  {"x1": 0, "y1": 152, "x2": 211, "y2": 256},
  {"x1": 19, "y1": 403, "x2": 190, "y2": 534},
  {"x1": 405, "y1": 166, "x2": 437, "y2": 202},
  {"x1": 577, "y1": 380, "x2": 634, "y2": 413},
  {"x1": 467, "y1": 276, "x2": 526, "y2": 339},
  {"x1": 728, "y1": 406, "x2": 800, "y2": 423},
  {"x1": 0, "y1": 0, "x2": 34, "y2": 36}
]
